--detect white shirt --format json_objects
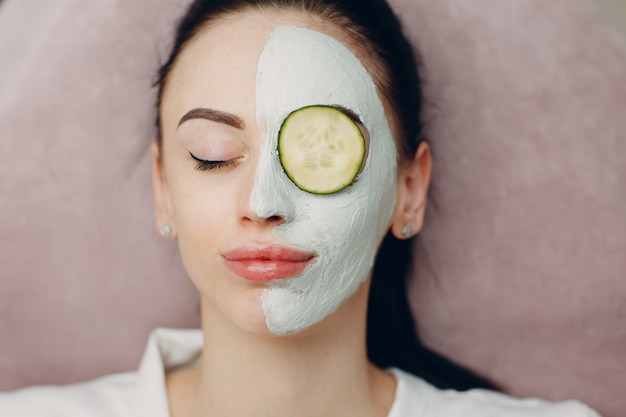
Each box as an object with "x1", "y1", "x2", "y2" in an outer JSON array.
[{"x1": 0, "y1": 328, "x2": 600, "y2": 416}]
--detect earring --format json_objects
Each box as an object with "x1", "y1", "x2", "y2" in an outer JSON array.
[
  {"x1": 160, "y1": 224, "x2": 172, "y2": 238},
  {"x1": 401, "y1": 223, "x2": 413, "y2": 239}
]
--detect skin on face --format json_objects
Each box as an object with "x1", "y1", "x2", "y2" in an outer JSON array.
[{"x1": 153, "y1": 10, "x2": 431, "y2": 337}]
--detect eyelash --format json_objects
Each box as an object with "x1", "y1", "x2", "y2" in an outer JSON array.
[{"x1": 189, "y1": 152, "x2": 238, "y2": 171}]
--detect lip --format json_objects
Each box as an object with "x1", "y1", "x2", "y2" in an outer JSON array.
[{"x1": 222, "y1": 244, "x2": 316, "y2": 282}]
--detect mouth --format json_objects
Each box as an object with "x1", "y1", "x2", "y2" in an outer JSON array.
[{"x1": 222, "y1": 244, "x2": 316, "y2": 282}]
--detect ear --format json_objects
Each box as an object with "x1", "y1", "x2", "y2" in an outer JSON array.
[
  {"x1": 151, "y1": 141, "x2": 176, "y2": 239},
  {"x1": 391, "y1": 141, "x2": 432, "y2": 239}
]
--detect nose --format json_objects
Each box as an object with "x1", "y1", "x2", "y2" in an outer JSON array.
[{"x1": 247, "y1": 144, "x2": 296, "y2": 226}]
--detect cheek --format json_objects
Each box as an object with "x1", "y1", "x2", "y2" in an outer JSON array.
[
  {"x1": 170, "y1": 177, "x2": 239, "y2": 290},
  {"x1": 166, "y1": 166, "x2": 236, "y2": 241}
]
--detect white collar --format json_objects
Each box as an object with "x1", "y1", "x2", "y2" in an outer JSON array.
[{"x1": 132, "y1": 328, "x2": 203, "y2": 417}]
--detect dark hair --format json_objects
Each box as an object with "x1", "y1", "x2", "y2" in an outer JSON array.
[{"x1": 155, "y1": 0, "x2": 495, "y2": 391}]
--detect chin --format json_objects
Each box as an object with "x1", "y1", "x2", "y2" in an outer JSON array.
[{"x1": 218, "y1": 286, "x2": 279, "y2": 336}]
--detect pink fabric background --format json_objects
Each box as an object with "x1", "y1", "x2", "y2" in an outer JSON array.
[
  {"x1": 0, "y1": 0, "x2": 199, "y2": 387},
  {"x1": 0, "y1": 1, "x2": 624, "y2": 416},
  {"x1": 403, "y1": 2, "x2": 626, "y2": 417}
]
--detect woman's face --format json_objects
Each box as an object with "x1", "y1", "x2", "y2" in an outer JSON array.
[{"x1": 156, "y1": 11, "x2": 402, "y2": 336}]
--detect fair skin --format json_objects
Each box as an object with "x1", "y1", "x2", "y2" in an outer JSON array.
[{"x1": 152, "y1": 9, "x2": 431, "y2": 417}]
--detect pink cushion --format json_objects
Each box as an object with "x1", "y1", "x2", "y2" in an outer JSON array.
[
  {"x1": 399, "y1": 1, "x2": 626, "y2": 416},
  {"x1": 0, "y1": 1, "x2": 624, "y2": 416},
  {"x1": 0, "y1": 0, "x2": 199, "y2": 388}
]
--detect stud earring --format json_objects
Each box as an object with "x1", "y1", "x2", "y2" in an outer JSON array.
[
  {"x1": 160, "y1": 224, "x2": 172, "y2": 238},
  {"x1": 401, "y1": 223, "x2": 413, "y2": 239}
]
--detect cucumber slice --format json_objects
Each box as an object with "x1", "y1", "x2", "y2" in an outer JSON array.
[{"x1": 278, "y1": 105, "x2": 365, "y2": 194}]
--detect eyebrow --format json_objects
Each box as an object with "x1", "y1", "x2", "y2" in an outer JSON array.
[{"x1": 178, "y1": 108, "x2": 245, "y2": 130}]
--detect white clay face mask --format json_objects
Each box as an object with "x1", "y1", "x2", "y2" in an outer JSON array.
[{"x1": 251, "y1": 26, "x2": 398, "y2": 335}]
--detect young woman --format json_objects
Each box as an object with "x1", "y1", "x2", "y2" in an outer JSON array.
[{"x1": 0, "y1": 0, "x2": 601, "y2": 416}]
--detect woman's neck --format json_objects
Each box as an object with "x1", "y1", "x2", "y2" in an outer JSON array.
[{"x1": 166, "y1": 282, "x2": 396, "y2": 417}]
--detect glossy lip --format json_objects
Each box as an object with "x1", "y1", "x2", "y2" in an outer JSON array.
[{"x1": 222, "y1": 244, "x2": 317, "y2": 282}]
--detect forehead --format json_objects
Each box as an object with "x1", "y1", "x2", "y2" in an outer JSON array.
[
  {"x1": 256, "y1": 25, "x2": 381, "y2": 129},
  {"x1": 160, "y1": 10, "x2": 379, "y2": 133}
]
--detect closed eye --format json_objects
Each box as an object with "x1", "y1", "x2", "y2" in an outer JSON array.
[{"x1": 189, "y1": 152, "x2": 239, "y2": 171}]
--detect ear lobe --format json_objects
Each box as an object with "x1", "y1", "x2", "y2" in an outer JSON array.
[
  {"x1": 391, "y1": 142, "x2": 432, "y2": 240},
  {"x1": 151, "y1": 141, "x2": 175, "y2": 237}
]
